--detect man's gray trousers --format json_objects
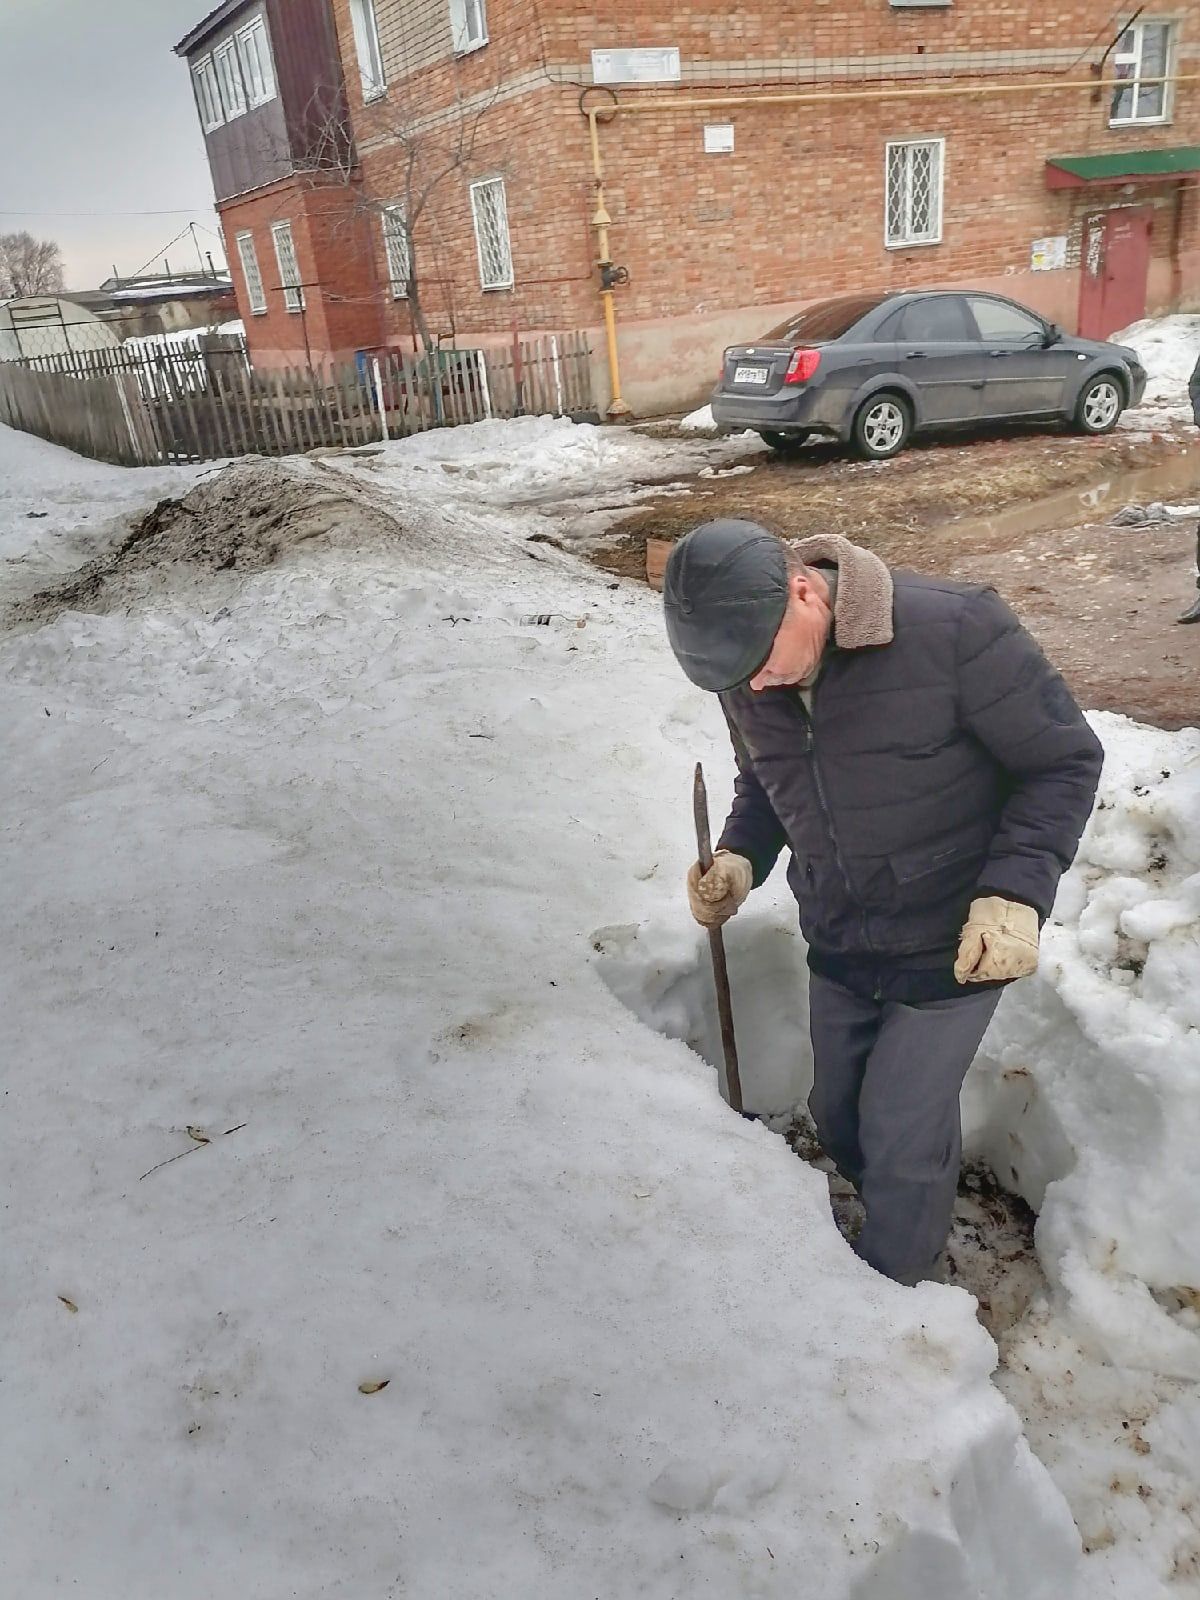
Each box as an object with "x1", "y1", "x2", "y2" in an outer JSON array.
[{"x1": 807, "y1": 972, "x2": 1003, "y2": 1285}]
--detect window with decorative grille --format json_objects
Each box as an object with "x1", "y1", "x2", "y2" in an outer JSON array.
[
  {"x1": 271, "y1": 221, "x2": 305, "y2": 312},
  {"x1": 236, "y1": 232, "x2": 267, "y2": 315},
  {"x1": 470, "y1": 178, "x2": 513, "y2": 290},
  {"x1": 382, "y1": 206, "x2": 410, "y2": 299},
  {"x1": 885, "y1": 140, "x2": 943, "y2": 247},
  {"x1": 1111, "y1": 20, "x2": 1174, "y2": 125}
]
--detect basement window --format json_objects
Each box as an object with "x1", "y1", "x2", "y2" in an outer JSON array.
[
  {"x1": 1110, "y1": 20, "x2": 1175, "y2": 126},
  {"x1": 885, "y1": 139, "x2": 944, "y2": 247}
]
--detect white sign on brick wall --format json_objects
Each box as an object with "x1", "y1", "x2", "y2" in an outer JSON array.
[
  {"x1": 703, "y1": 124, "x2": 735, "y2": 154},
  {"x1": 1031, "y1": 235, "x2": 1068, "y2": 272},
  {"x1": 591, "y1": 47, "x2": 681, "y2": 85}
]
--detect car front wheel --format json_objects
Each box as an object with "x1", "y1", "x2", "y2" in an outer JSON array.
[
  {"x1": 1074, "y1": 374, "x2": 1124, "y2": 435},
  {"x1": 852, "y1": 393, "x2": 911, "y2": 460}
]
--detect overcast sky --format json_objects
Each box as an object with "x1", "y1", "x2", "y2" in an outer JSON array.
[{"x1": 0, "y1": 0, "x2": 223, "y2": 287}]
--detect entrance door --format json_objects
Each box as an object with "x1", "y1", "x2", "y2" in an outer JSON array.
[{"x1": 1078, "y1": 206, "x2": 1152, "y2": 340}]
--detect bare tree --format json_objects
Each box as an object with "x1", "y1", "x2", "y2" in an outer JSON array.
[
  {"x1": 0, "y1": 232, "x2": 66, "y2": 298},
  {"x1": 293, "y1": 79, "x2": 504, "y2": 353}
]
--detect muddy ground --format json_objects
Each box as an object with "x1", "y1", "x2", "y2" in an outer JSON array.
[
  {"x1": 785, "y1": 1109, "x2": 1043, "y2": 1338},
  {"x1": 597, "y1": 425, "x2": 1199, "y2": 730}
]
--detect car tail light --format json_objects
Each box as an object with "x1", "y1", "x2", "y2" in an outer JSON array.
[
  {"x1": 784, "y1": 348, "x2": 821, "y2": 385},
  {"x1": 719, "y1": 352, "x2": 729, "y2": 382}
]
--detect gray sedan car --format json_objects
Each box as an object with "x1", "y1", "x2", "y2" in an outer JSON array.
[{"x1": 711, "y1": 290, "x2": 1147, "y2": 459}]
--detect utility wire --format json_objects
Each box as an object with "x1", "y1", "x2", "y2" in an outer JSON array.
[{"x1": 0, "y1": 207, "x2": 217, "y2": 219}]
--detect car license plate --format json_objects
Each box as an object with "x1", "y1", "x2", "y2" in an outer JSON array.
[{"x1": 734, "y1": 365, "x2": 769, "y2": 385}]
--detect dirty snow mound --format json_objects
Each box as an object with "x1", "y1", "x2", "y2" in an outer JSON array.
[
  {"x1": 1116, "y1": 314, "x2": 1199, "y2": 426},
  {"x1": 4, "y1": 459, "x2": 405, "y2": 628}
]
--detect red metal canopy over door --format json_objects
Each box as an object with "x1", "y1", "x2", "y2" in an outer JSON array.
[{"x1": 1078, "y1": 207, "x2": 1153, "y2": 340}]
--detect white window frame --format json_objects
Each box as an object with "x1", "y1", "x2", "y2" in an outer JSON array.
[
  {"x1": 470, "y1": 176, "x2": 513, "y2": 291},
  {"x1": 449, "y1": 0, "x2": 488, "y2": 56},
  {"x1": 213, "y1": 37, "x2": 247, "y2": 121},
  {"x1": 192, "y1": 55, "x2": 224, "y2": 133},
  {"x1": 349, "y1": 0, "x2": 387, "y2": 100},
  {"x1": 236, "y1": 231, "x2": 268, "y2": 315},
  {"x1": 236, "y1": 15, "x2": 277, "y2": 109},
  {"x1": 271, "y1": 220, "x2": 305, "y2": 313},
  {"x1": 885, "y1": 138, "x2": 944, "y2": 249},
  {"x1": 1109, "y1": 19, "x2": 1175, "y2": 127},
  {"x1": 382, "y1": 205, "x2": 410, "y2": 299}
]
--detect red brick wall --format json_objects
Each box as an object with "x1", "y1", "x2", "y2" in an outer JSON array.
[
  {"x1": 252, "y1": 1, "x2": 1200, "y2": 404},
  {"x1": 218, "y1": 177, "x2": 386, "y2": 366}
]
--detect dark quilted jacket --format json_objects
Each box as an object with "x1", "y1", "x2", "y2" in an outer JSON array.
[{"x1": 716, "y1": 572, "x2": 1103, "y2": 962}]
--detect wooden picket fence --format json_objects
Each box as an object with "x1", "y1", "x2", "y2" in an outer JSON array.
[{"x1": 0, "y1": 332, "x2": 596, "y2": 466}]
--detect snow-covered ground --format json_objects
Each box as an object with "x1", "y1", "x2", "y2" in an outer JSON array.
[{"x1": 1, "y1": 415, "x2": 1198, "y2": 1598}]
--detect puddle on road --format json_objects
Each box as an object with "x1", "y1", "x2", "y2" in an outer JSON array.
[{"x1": 948, "y1": 442, "x2": 1200, "y2": 546}]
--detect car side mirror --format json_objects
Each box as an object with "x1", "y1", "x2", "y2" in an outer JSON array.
[{"x1": 1043, "y1": 322, "x2": 1063, "y2": 348}]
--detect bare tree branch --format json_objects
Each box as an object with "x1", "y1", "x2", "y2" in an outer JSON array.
[
  {"x1": 0, "y1": 232, "x2": 66, "y2": 298},
  {"x1": 289, "y1": 71, "x2": 507, "y2": 353}
]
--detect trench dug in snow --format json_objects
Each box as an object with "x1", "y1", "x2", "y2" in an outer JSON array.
[
  {"x1": 591, "y1": 913, "x2": 1049, "y2": 1338},
  {"x1": 594, "y1": 903, "x2": 1200, "y2": 1587}
]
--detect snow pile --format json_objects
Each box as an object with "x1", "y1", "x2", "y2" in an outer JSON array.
[
  {"x1": 965, "y1": 715, "x2": 1200, "y2": 1377},
  {"x1": 4, "y1": 458, "x2": 402, "y2": 628},
  {"x1": 366, "y1": 412, "x2": 760, "y2": 502},
  {"x1": 358, "y1": 414, "x2": 763, "y2": 549},
  {"x1": 0, "y1": 424, "x2": 212, "y2": 605},
  {"x1": 681, "y1": 402, "x2": 717, "y2": 430},
  {"x1": 1116, "y1": 314, "x2": 1200, "y2": 428},
  {"x1": 0, "y1": 431, "x2": 1087, "y2": 1599}
]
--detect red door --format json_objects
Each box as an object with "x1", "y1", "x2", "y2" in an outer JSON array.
[{"x1": 1078, "y1": 206, "x2": 1152, "y2": 340}]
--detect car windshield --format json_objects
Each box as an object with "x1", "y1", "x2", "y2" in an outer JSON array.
[{"x1": 759, "y1": 295, "x2": 888, "y2": 345}]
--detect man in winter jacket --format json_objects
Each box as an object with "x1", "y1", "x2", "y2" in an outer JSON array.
[
  {"x1": 663, "y1": 520, "x2": 1103, "y2": 1286},
  {"x1": 1182, "y1": 352, "x2": 1200, "y2": 624}
]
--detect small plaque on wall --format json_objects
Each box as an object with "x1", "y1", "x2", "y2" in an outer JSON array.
[
  {"x1": 703, "y1": 124, "x2": 735, "y2": 154},
  {"x1": 591, "y1": 47, "x2": 682, "y2": 84}
]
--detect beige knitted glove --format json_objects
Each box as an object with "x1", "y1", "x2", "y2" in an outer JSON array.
[
  {"x1": 686, "y1": 850, "x2": 753, "y2": 929},
  {"x1": 954, "y1": 896, "x2": 1040, "y2": 984}
]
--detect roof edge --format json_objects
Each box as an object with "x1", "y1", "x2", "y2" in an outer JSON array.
[{"x1": 174, "y1": 0, "x2": 257, "y2": 57}]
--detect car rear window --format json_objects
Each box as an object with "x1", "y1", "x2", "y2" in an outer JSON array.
[{"x1": 759, "y1": 295, "x2": 887, "y2": 345}]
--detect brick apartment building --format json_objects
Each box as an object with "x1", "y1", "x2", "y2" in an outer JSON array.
[{"x1": 178, "y1": 2, "x2": 1200, "y2": 414}]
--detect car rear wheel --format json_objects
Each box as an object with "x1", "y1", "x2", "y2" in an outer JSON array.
[
  {"x1": 1074, "y1": 373, "x2": 1124, "y2": 435},
  {"x1": 852, "y1": 393, "x2": 911, "y2": 460},
  {"x1": 757, "y1": 429, "x2": 811, "y2": 453}
]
